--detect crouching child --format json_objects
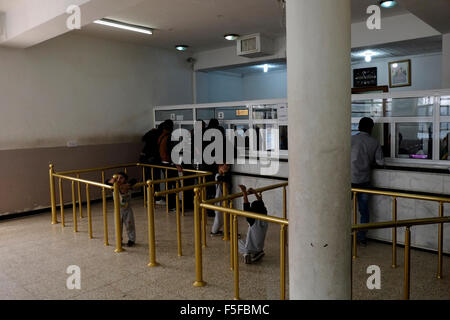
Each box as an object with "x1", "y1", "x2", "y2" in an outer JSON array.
[{"x1": 238, "y1": 185, "x2": 268, "y2": 264}]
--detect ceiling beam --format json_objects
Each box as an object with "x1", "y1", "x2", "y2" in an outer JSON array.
[
  {"x1": 399, "y1": 0, "x2": 450, "y2": 34},
  {"x1": 0, "y1": 0, "x2": 145, "y2": 48}
]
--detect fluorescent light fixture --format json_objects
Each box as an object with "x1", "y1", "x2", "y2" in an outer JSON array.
[
  {"x1": 263, "y1": 64, "x2": 269, "y2": 73},
  {"x1": 224, "y1": 34, "x2": 240, "y2": 41},
  {"x1": 94, "y1": 18, "x2": 152, "y2": 35},
  {"x1": 380, "y1": 0, "x2": 397, "y2": 8},
  {"x1": 175, "y1": 45, "x2": 189, "y2": 51}
]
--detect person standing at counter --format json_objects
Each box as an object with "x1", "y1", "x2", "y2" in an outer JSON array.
[{"x1": 351, "y1": 117, "x2": 385, "y2": 246}]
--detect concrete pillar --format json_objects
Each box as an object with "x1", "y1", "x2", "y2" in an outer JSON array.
[
  {"x1": 286, "y1": 0, "x2": 352, "y2": 299},
  {"x1": 443, "y1": 34, "x2": 450, "y2": 89}
]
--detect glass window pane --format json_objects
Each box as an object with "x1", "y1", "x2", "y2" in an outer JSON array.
[
  {"x1": 252, "y1": 104, "x2": 278, "y2": 120},
  {"x1": 230, "y1": 124, "x2": 249, "y2": 151},
  {"x1": 351, "y1": 123, "x2": 359, "y2": 135},
  {"x1": 395, "y1": 123, "x2": 433, "y2": 159},
  {"x1": 216, "y1": 106, "x2": 249, "y2": 120},
  {"x1": 387, "y1": 97, "x2": 434, "y2": 117},
  {"x1": 351, "y1": 99, "x2": 384, "y2": 118},
  {"x1": 155, "y1": 109, "x2": 193, "y2": 121},
  {"x1": 197, "y1": 108, "x2": 215, "y2": 120},
  {"x1": 253, "y1": 124, "x2": 277, "y2": 151},
  {"x1": 440, "y1": 96, "x2": 450, "y2": 116},
  {"x1": 440, "y1": 123, "x2": 450, "y2": 160}
]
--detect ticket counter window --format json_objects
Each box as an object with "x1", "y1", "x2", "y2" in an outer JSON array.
[
  {"x1": 440, "y1": 123, "x2": 450, "y2": 161},
  {"x1": 387, "y1": 97, "x2": 434, "y2": 117},
  {"x1": 395, "y1": 123, "x2": 433, "y2": 160},
  {"x1": 253, "y1": 104, "x2": 278, "y2": 120},
  {"x1": 440, "y1": 96, "x2": 450, "y2": 116}
]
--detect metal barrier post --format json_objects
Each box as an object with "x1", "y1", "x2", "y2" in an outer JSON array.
[
  {"x1": 86, "y1": 184, "x2": 93, "y2": 239},
  {"x1": 193, "y1": 188, "x2": 206, "y2": 287},
  {"x1": 101, "y1": 171, "x2": 109, "y2": 246},
  {"x1": 202, "y1": 176, "x2": 207, "y2": 248},
  {"x1": 182, "y1": 179, "x2": 185, "y2": 217},
  {"x1": 58, "y1": 178, "x2": 65, "y2": 227},
  {"x1": 49, "y1": 164, "x2": 58, "y2": 225},
  {"x1": 113, "y1": 176, "x2": 123, "y2": 253},
  {"x1": 392, "y1": 197, "x2": 397, "y2": 268},
  {"x1": 404, "y1": 226, "x2": 411, "y2": 300},
  {"x1": 176, "y1": 180, "x2": 182, "y2": 257},
  {"x1": 223, "y1": 182, "x2": 229, "y2": 241},
  {"x1": 71, "y1": 181, "x2": 77, "y2": 232},
  {"x1": 438, "y1": 202, "x2": 443, "y2": 279},
  {"x1": 233, "y1": 214, "x2": 239, "y2": 300},
  {"x1": 147, "y1": 182, "x2": 159, "y2": 267},
  {"x1": 76, "y1": 174, "x2": 83, "y2": 219},
  {"x1": 142, "y1": 166, "x2": 147, "y2": 208},
  {"x1": 352, "y1": 191, "x2": 357, "y2": 259},
  {"x1": 230, "y1": 201, "x2": 234, "y2": 271},
  {"x1": 165, "y1": 169, "x2": 169, "y2": 214},
  {"x1": 280, "y1": 224, "x2": 286, "y2": 300},
  {"x1": 283, "y1": 186, "x2": 287, "y2": 219}
]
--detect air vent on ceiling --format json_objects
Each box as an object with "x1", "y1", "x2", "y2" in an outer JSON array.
[{"x1": 237, "y1": 33, "x2": 274, "y2": 58}]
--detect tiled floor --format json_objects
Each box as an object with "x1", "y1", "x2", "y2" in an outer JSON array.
[{"x1": 0, "y1": 198, "x2": 448, "y2": 300}]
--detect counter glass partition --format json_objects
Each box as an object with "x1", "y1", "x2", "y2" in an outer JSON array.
[{"x1": 153, "y1": 91, "x2": 450, "y2": 166}]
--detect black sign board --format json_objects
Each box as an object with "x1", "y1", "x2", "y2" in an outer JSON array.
[{"x1": 353, "y1": 67, "x2": 377, "y2": 88}]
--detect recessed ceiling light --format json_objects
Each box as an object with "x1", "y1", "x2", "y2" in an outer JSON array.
[
  {"x1": 94, "y1": 19, "x2": 153, "y2": 35},
  {"x1": 380, "y1": 1, "x2": 397, "y2": 8},
  {"x1": 224, "y1": 34, "x2": 240, "y2": 41},
  {"x1": 175, "y1": 45, "x2": 189, "y2": 51}
]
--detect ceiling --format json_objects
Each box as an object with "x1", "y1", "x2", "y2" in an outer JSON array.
[
  {"x1": 399, "y1": 0, "x2": 450, "y2": 34},
  {"x1": 71, "y1": 0, "x2": 416, "y2": 52},
  {"x1": 351, "y1": 0, "x2": 409, "y2": 23},
  {"x1": 73, "y1": 0, "x2": 286, "y2": 52}
]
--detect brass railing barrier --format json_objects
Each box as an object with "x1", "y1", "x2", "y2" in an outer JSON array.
[
  {"x1": 200, "y1": 182, "x2": 289, "y2": 300},
  {"x1": 49, "y1": 162, "x2": 209, "y2": 255},
  {"x1": 352, "y1": 216, "x2": 450, "y2": 300},
  {"x1": 352, "y1": 187, "x2": 450, "y2": 280},
  {"x1": 147, "y1": 176, "x2": 218, "y2": 269}
]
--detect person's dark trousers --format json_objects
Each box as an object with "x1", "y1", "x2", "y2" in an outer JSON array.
[
  {"x1": 164, "y1": 164, "x2": 178, "y2": 210},
  {"x1": 182, "y1": 164, "x2": 195, "y2": 210},
  {"x1": 204, "y1": 164, "x2": 218, "y2": 216},
  {"x1": 352, "y1": 182, "x2": 371, "y2": 242},
  {"x1": 143, "y1": 158, "x2": 161, "y2": 201}
]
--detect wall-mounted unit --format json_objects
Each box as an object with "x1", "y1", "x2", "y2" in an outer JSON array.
[{"x1": 237, "y1": 33, "x2": 274, "y2": 58}]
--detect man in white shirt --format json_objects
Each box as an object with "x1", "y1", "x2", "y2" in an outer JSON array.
[{"x1": 351, "y1": 117, "x2": 385, "y2": 246}]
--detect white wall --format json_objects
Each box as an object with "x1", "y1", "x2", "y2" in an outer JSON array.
[
  {"x1": 242, "y1": 69, "x2": 287, "y2": 100},
  {"x1": 351, "y1": 53, "x2": 442, "y2": 91},
  {"x1": 443, "y1": 33, "x2": 450, "y2": 88},
  {"x1": 196, "y1": 69, "x2": 287, "y2": 103},
  {"x1": 196, "y1": 71, "x2": 243, "y2": 103},
  {"x1": 0, "y1": 32, "x2": 193, "y2": 215},
  {"x1": 0, "y1": 32, "x2": 193, "y2": 150},
  {"x1": 197, "y1": 52, "x2": 441, "y2": 103}
]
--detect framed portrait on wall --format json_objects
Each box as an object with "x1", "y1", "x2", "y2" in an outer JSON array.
[{"x1": 389, "y1": 59, "x2": 411, "y2": 88}]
